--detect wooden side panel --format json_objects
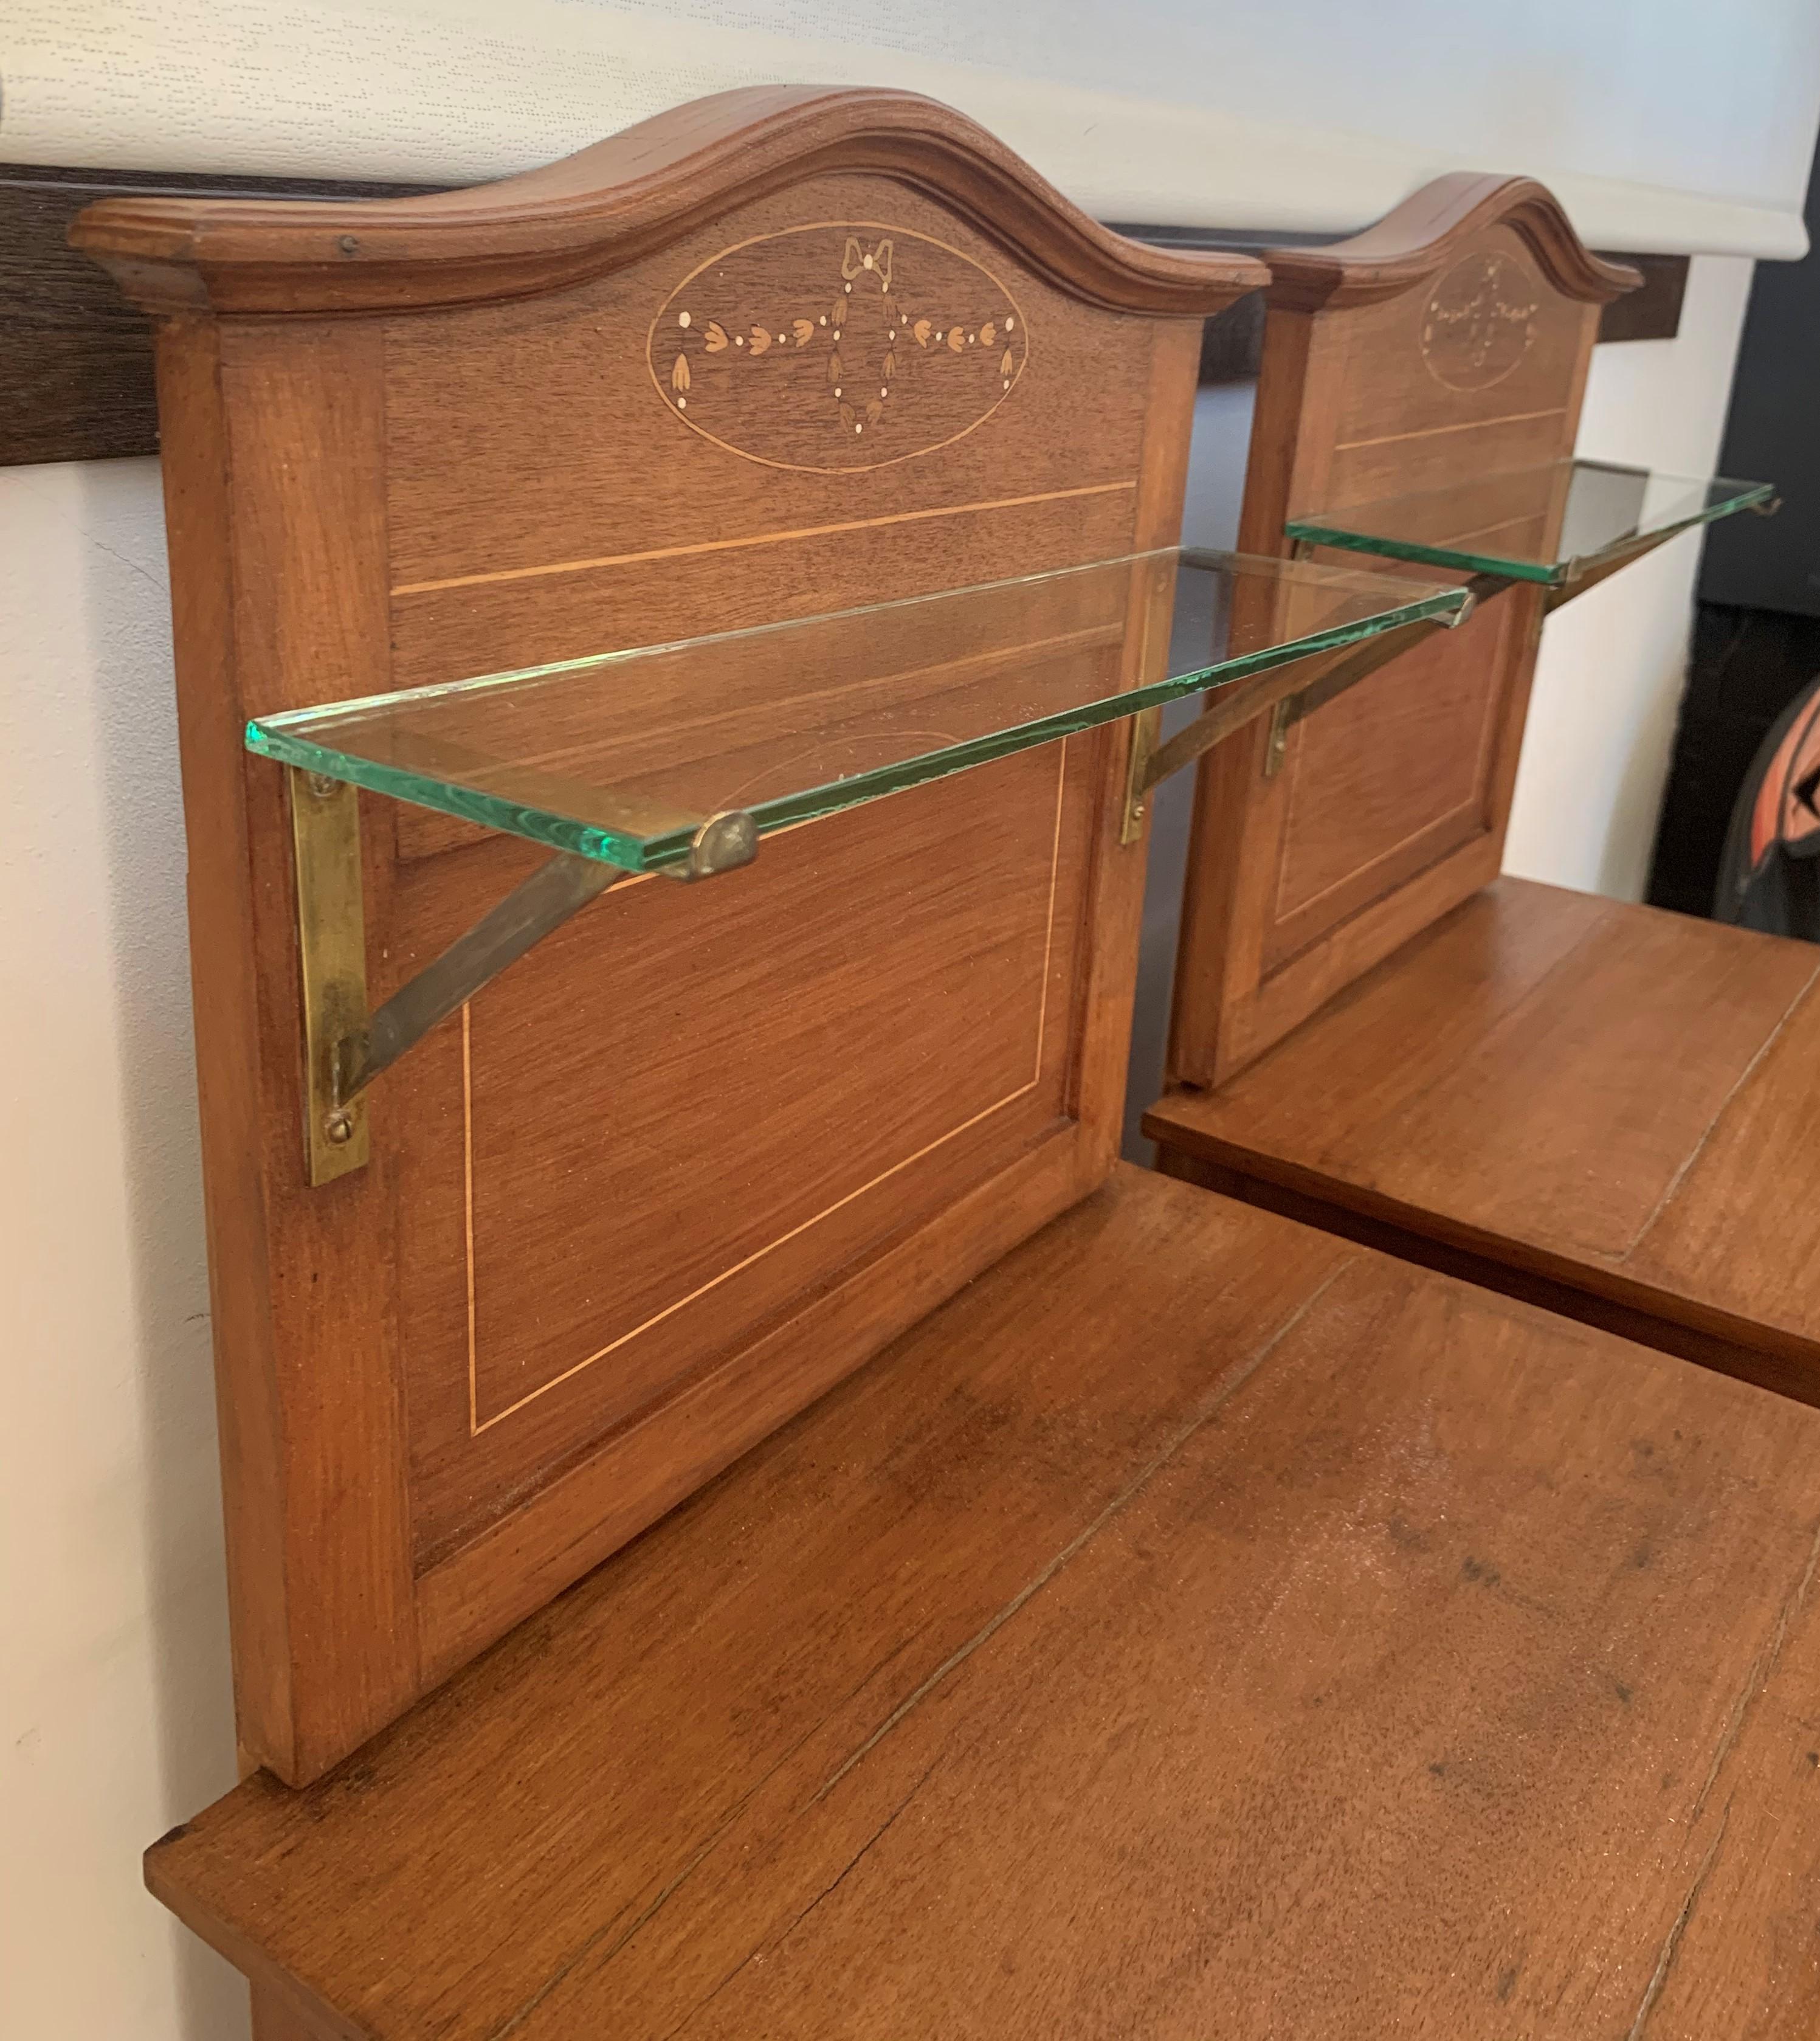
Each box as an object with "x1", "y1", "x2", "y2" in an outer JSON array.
[
  {"x1": 161, "y1": 317, "x2": 421, "y2": 1783},
  {"x1": 1173, "y1": 217, "x2": 1603, "y2": 1086},
  {"x1": 159, "y1": 155, "x2": 1204, "y2": 1777},
  {"x1": 397, "y1": 747, "x2": 1088, "y2": 1572}
]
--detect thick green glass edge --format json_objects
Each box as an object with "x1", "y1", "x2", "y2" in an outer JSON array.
[
  {"x1": 1283, "y1": 523, "x2": 1565, "y2": 584},
  {"x1": 1285, "y1": 477, "x2": 1775, "y2": 586},
  {"x1": 244, "y1": 725, "x2": 667, "y2": 870},
  {"x1": 245, "y1": 582, "x2": 1466, "y2": 870}
]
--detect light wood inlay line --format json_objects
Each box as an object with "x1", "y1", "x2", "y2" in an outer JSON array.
[
  {"x1": 1272, "y1": 623, "x2": 1509, "y2": 927},
  {"x1": 1333, "y1": 407, "x2": 1565, "y2": 455},
  {"x1": 1031, "y1": 739, "x2": 1069, "y2": 1083},
  {"x1": 463, "y1": 744, "x2": 1073, "y2": 1434},
  {"x1": 391, "y1": 481, "x2": 1138, "y2": 596},
  {"x1": 462, "y1": 1006, "x2": 479, "y2": 1435}
]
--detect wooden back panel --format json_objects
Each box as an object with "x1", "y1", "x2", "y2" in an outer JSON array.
[
  {"x1": 1170, "y1": 178, "x2": 1635, "y2": 1086},
  {"x1": 75, "y1": 87, "x2": 1262, "y2": 1782}
]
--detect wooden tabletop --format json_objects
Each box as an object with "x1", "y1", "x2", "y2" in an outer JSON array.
[
  {"x1": 1149, "y1": 876, "x2": 1820, "y2": 1400},
  {"x1": 151, "y1": 1163, "x2": 1820, "y2": 2039}
]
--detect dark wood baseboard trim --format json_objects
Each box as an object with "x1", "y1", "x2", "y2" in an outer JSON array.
[
  {"x1": 1592, "y1": 250, "x2": 1691, "y2": 344},
  {"x1": 0, "y1": 165, "x2": 441, "y2": 468}
]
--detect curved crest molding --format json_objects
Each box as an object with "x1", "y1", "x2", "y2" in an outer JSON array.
[
  {"x1": 1261, "y1": 173, "x2": 1641, "y2": 314},
  {"x1": 70, "y1": 84, "x2": 1267, "y2": 320}
]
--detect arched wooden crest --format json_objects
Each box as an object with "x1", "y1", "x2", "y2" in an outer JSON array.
[
  {"x1": 74, "y1": 87, "x2": 1260, "y2": 1783},
  {"x1": 1169, "y1": 176, "x2": 1636, "y2": 1088}
]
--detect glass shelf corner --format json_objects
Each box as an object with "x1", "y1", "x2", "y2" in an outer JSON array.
[{"x1": 1283, "y1": 460, "x2": 1774, "y2": 587}]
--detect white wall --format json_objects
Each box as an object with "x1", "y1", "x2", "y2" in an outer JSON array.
[
  {"x1": 0, "y1": 461, "x2": 247, "y2": 2041},
  {"x1": 5, "y1": 0, "x2": 1817, "y2": 255},
  {"x1": 1506, "y1": 254, "x2": 1759, "y2": 898}
]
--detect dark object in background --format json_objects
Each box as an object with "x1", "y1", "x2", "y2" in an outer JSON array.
[
  {"x1": 1649, "y1": 131, "x2": 1820, "y2": 919},
  {"x1": 1651, "y1": 604, "x2": 1820, "y2": 919},
  {"x1": 1701, "y1": 140, "x2": 1820, "y2": 619},
  {"x1": 1714, "y1": 665, "x2": 1820, "y2": 939}
]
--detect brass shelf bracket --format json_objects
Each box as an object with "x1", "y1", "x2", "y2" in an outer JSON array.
[
  {"x1": 1258, "y1": 570, "x2": 1506, "y2": 779},
  {"x1": 1190, "y1": 499, "x2": 1749, "y2": 792},
  {"x1": 286, "y1": 769, "x2": 756, "y2": 1186},
  {"x1": 1209, "y1": 498, "x2": 1779, "y2": 794},
  {"x1": 1539, "y1": 499, "x2": 1774, "y2": 613},
  {"x1": 1119, "y1": 585, "x2": 1480, "y2": 826}
]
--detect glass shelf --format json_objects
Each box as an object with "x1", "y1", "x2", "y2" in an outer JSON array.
[
  {"x1": 247, "y1": 548, "x2": 1466, "y2": 874},
  {"x1": 1284, "y1": 460, "x2": 1773, "y2": 587}
]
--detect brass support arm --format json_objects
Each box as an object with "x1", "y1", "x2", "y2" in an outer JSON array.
[{"x1": 287, "y1": 770, "x2": 754, "y2": 1185}]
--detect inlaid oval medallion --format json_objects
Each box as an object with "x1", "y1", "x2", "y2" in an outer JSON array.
[
  {"x1": 1419, "y1": 250, "x2": 1540, "y2": 392},
  {"x1": 649, "y1": 223, "x2": 1030, "y2": 472}
]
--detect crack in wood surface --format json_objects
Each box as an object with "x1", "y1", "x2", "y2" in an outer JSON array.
[
  {"x1": 485, "y1": 1251, "x2": 1356, "y2": 2039},
  {"x1": 1690, "y1": 1515, "x2": 1820, "y2": 1828},
  {"x1": 793, "y1": 1752, "x2": 943, "y2": 1932},
  {"x1": 663, "y1": 1755, "x2": 947, "y2": 2041},
  {"x1": 810, "y1": 1257, "x2": 1357, "y2": 1806},
  {"x1": 1625, "y1": 1803, "x2": 1730, "y2": 2041},
  {"x1": 1618, "y1": 961, "x2": 1820, "y2": 1263},
  {"x1": 481, "y1": 1629, "x2": 932, "y2": 2041}
]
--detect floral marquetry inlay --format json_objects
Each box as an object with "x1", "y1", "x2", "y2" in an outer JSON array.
[
  {"x1": 647, "y1": 223, "x2": 1030, "y2": 472},
  {"x1": 1419, "y1": 250, "x2": 1541, "y2": 393}
]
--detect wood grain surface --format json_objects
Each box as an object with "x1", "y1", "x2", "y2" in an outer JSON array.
[
  {"x1": 1148, "y1": 877, "x2": 1820, "y2": 1402},
  {"x1": 150, "y1": 1165, "x2": 1820, "y2": 2039},
  {"x1": 247, "y1": 1985, "x2": 325, "y2": 2041}
]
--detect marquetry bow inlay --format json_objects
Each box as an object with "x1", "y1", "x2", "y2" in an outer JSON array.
[{"x1": 649, "y1": 223, "x2": 1030, "y2": 472}]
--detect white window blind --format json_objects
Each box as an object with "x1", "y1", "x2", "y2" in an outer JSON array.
[{"x1": 5, "y1": 0, "x2": 1816, "y2": 255}]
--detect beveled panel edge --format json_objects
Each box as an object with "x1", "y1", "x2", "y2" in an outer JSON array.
[
  {"x1": 1261, "y1": 174, "x2": 1641, "y2": 314},
  {"x1": 69, "y1": 86, "x2": 1266, "y2": 320}
]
